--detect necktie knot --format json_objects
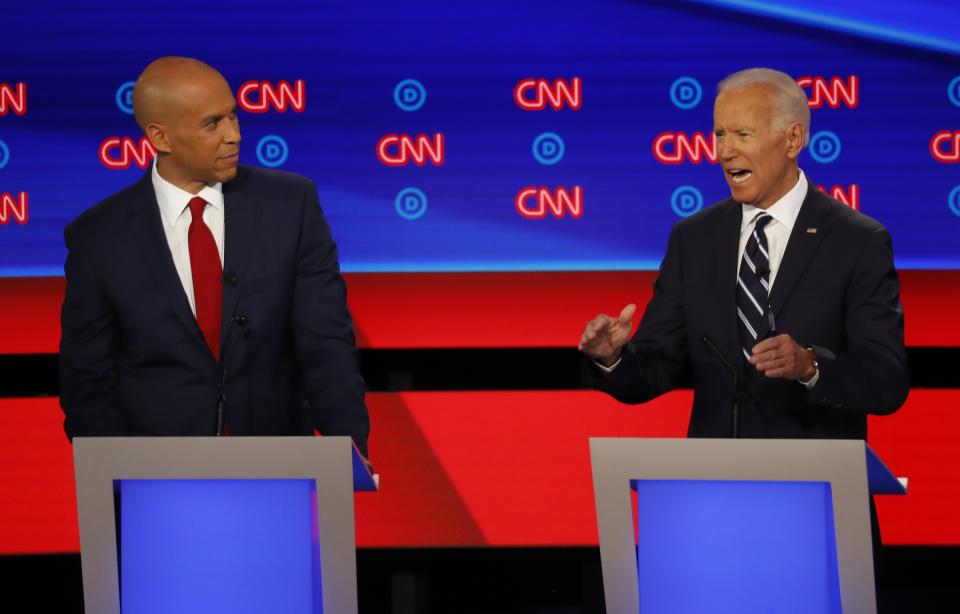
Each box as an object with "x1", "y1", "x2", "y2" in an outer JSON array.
[
  {"x1": 188, "y1": 196, "x2": 207, "y2": 222},
  {"x1": 754, "y1": 212, "x2": 773, "y2": 231}
]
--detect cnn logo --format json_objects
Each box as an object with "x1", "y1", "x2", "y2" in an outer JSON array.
[
  {"x1": 930, "y1": 131, "x2": 960, "y2": 163},
  {"x1": 818, "y1": 184, "x2": 859, "y2": 211},
  {"x1": 100, "y1": 137, "x2": 156, "y2": 169},
  {"x1": 237, "y1": 80, "x2": 306, "y2": 113},
  {"x1": 377, "y1": 134, "x2": 445, "y2": 166},
  {"x1": 0, "y1": 83, "x2": 27, "y2": 116},
  {"x1": 0, "y1": 192, "x2": 28, "y2": 225},
  {"x1": 796, "y1": 76, "x2": 858, "y2": 109},
  {"x1": 653, "y1": 132, "x2": 717, "y2": 165},
  {"x1": 514, "y1": 78, "x2": 582, "y2": 111},
  {"x1": 515, "y1": 187, "x2": 583, "y2": 219}
]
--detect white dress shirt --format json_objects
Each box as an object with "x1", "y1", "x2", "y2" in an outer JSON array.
[
  {"x1": 151, "y1": 161, "x2": 225, "y2": 316},
  {"x1": 598, "y1": 169, "x2": 818, "y2": 387},
  {"x1": 737, "y1": 170, "x2": 807, "y2": 287}
]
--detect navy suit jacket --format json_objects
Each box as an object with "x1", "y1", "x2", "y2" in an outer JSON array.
[
  {"x1": 59, "y1": 165, "x2": 369, "y2": 456},
  {"x1": 595, "y1": 183, "x2": 908, "y2": 439}
]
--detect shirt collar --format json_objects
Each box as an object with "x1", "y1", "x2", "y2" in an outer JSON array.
[
  {"x1": 740, "y1": 169, "x2": 808, "y2": 232},
  {"x1": 151, "y1": 158, "x2": 224, "y2": 226}
]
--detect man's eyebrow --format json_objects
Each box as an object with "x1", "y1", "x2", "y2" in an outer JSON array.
[{"x1": 201, "y1": 105, "x2": 238, "y2": 124}]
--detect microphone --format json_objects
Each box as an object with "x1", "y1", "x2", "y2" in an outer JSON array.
[
  {"x1": 765, "y1": 308, "x2": 777, "y2": 338},
  {"x1": 703, "y1": 334, "x2": 740, "y2": 438},
  {"x1": 222, "y1": 272, "x2": 239, "y2": 287},
  {"x1": 216, "y1": 367, "x2": 226, "y2": 437},
  {"x1": 230, "y1": 314, "x2": 248, "y2": 327}
]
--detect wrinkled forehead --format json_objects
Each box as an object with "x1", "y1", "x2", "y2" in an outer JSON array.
[{"x1": 713, "y1": 85, "x2": 776, "y2": 126}]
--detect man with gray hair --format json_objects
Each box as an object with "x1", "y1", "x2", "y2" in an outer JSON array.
[{"x1": 579, "y1": 67, "x2": 907, "y2": 441}]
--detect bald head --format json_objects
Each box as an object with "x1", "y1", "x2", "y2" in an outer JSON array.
[
  {"x1": 132, "y1": 57, "x2": 230, "y2": 131},
  {"x1": 132, "y1": 57, "x2": 241, "y2": 193}
]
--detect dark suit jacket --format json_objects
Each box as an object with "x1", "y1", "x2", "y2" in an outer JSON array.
[
  {"x1": 595, "y1": 183, "x2": 908, "y2": 439},
  {"x1": 59, "y1": 165, "x2": 370, "y2": 456}
]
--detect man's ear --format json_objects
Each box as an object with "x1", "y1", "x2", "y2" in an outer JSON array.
[
  {"x1": 145, "y1": 122, "x2": 172, "y2": 154},
  {"x1": 785, "y1": 121, "x2": 804, "y2": 160}
]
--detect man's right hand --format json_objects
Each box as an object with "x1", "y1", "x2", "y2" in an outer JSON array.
[{"x1": 578, "y1": 304, "x2": 637, "y2": 367}]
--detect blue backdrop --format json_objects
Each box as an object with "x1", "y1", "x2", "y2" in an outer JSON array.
[{"x1": 1, "y1": 0, "x2": 958, "y2": 275}]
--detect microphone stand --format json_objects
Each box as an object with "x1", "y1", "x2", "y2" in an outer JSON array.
[
  {"x1": 216, "y1": 368, "x2": 226, "y2": 437},
  {"x1": 703, "y1": 335, "x2": 741, "y2": 438},
  {"x1": 216, "y1": 271, "x2": 243, "y2": 437}
]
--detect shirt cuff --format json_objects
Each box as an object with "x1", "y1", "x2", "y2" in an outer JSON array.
[
  {"x1": 797, "y1": 368, "x2": 820, "y2": 389},
  {"x1": 593, "y1": 356, "x2": 622, "y2": 373}
]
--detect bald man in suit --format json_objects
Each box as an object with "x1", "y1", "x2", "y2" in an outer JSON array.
[{"x1": 60, "y1": 57, "x2": 370, "y2": 459}]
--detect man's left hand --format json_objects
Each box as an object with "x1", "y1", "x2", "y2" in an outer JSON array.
[{"x1": 749, "y1": 334, "x2": 816, "y2": 380}]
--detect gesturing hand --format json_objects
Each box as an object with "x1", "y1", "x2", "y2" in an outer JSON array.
[
  {"x1": 749, "y1": 334, "x2": 817, "y2": 380},
  {"x1": 578, "y1": 304, "x2": 637, "y2": 367}
]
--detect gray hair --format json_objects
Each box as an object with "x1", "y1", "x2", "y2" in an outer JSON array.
[{"x1": 718, "y1": 68, "x2": 810, "y2": 147}]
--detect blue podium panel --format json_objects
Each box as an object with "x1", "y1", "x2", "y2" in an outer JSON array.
[
  {"x1": 633, "y1": 480, "x2": 842, "y2": 614},
  {"x1": 119, "y1": 479, "x2": 322, "y2": 614}
]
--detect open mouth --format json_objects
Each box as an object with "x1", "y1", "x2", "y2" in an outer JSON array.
[{"x1": 728, "y1": 169, "x2": 753, "y2": 185}]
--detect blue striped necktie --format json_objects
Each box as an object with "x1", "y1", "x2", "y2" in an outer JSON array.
[{"x1": 737, "y1": 212, "x2": 774, "y2": 361}]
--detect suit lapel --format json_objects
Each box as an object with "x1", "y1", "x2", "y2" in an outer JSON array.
[
  {"x1": 220, "y1": 168, "x2": 261, "y2": 354},
  {"x1": 126, "y1": 171, "x2": 207, "y2": 349},
  {"x1": 712, "y1": 199, "x2": 745, "y2": 373},
  {"x1": 769, "y1": 184, "x2": 833, "y2": 317}
]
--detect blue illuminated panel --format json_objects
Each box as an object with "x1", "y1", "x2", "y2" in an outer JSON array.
[
  {"x1": 119, "y1": 479, "x2": 322, "y2": 614},
  {"x1": 2, "y1": 1, "x2": 959, "y2": 275},
  {"x1": 633, "y1": 480, "x2": 841, "y2": 614}
]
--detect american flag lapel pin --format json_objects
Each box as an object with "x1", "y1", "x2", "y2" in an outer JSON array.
[{"x1": 806, "y1": 227, "x2": 817, "y2": 234}]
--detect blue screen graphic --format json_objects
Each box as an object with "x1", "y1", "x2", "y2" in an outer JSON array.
[
  {"x1": 634, "y1": 479, "x2": 842, "y2": 614},
  {"x1": 1, "y1": 1, "x2": 958, "y2": 275},
  {"x1": 119, "y1": 479, "x2": 322, "y2": 614}
]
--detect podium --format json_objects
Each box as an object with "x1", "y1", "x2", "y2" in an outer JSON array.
[
  {"x1": 590, "y1": 438, "x2": 905, "y2": 614},
  {"x1": 73, "y1": 436, "x2": 377, "y2": 614}
]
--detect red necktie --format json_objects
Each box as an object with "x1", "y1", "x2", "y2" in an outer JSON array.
[{"x1": 187, "y1": 196, "x2": 222, "y2": 361}]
